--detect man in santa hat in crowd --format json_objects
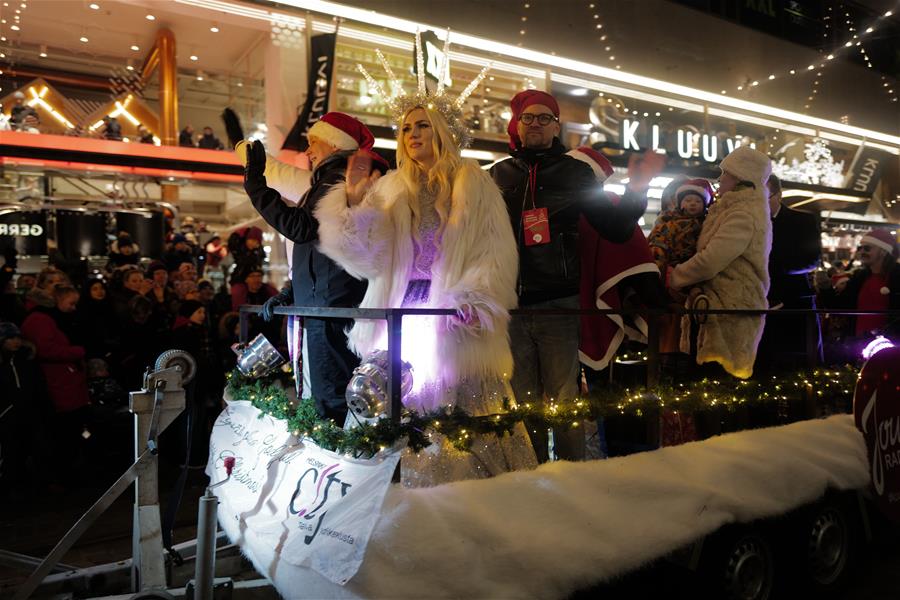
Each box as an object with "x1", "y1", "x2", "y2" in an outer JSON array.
[
  {"x1": 820, "y1": 227, "x2": 900, "y2": 358},
  {"x1": 238, "y1": 112, "x2": 387, "y2": 423},
  {"x1": 490, "y1": 90, "x2": 660, "y2": 462}
]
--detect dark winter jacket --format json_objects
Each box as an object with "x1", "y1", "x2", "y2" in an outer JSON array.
[
  {"x1": 245, "y1": 151, "x2": 367, "y2": 308},
  {"x1": 163, "y1": 248, "x2": 196, "y2": 272},
  {"x1": 490, "y1": 139, "x2": 645, "y2": 304},
  {"x1": 198, "y1": 133, "x2": 224, "y2": 150},
  {"x1": 20, "y1": 307, "x2": 91, "y2": 413},
  {"x1": 0, "y1": 342, "x2": 50, "y2": 420},
  {"x1": 768, "y1": 204, "x2": 820, "y2": 309}
]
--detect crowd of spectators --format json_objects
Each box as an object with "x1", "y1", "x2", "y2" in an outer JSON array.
[
  {"x1": 0, "y1": 222, "x2": 281, "y2": 498},
  {"x1": 1, "y1": 90, "x2": 227, "y2": 149}
]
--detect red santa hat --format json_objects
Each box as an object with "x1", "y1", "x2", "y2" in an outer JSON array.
[
  {"x1": 307, "y1": 112, "x2": 374, "y2": 151},
  {"x1": 861, "y1": 229, "x2": 899, "y2": 258},
  {"x1": 567, "y1": 146, "x2": 614, "y2": 182},
  {"x1": 676, "y1": 179, "x2": 714, "y2": 207},
  {"x1": 507, "y1": 90, "x2": 560, "y2": 150}
]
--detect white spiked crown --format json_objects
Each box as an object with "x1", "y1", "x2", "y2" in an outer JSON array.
[{"x1": 356, "y1": 29, "x2": 490, "y2": 149}]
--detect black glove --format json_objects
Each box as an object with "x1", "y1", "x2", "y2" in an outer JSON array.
[
  {"x1": 222, "y1": 107, "x2": 245, "y2": 149},
  {"x1": 261, "y1": 285, "x2": 293, "y2": 322},
  {"x1": 2, "y1": 245, "x2": 16, "y2": 269},
  {"x1": 244, "y1": 140, "x2": 268, "y2": 196}
]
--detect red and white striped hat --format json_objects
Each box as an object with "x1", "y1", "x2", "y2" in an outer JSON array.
[
  {"x1": 567, "y1": 146, "x2": 614, "y2": 182},
  {"x1": 861, "y1": 229, "x2": 899, "y2": 258},
  {"x1": 307, "y1": 112, "x2": 374, "y2": 151},
  {"x1": 676, "y1": 178, "x2": 714, "y2": 207}
]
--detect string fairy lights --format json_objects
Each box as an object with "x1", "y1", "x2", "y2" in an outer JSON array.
[
  {"x1": 726, "y1": 2, "x2": 898, "y2": 112},
  {"x1": 227, "y1": 365, "x2": 861, "y2": 457}
]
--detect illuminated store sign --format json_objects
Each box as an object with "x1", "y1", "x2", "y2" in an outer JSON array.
[
  {"x1": 0, "y1": 223, "x2": 43, "y2": 236},
  {"x1": 618, "y1": 118, "x2": 754, "y2": 162}
]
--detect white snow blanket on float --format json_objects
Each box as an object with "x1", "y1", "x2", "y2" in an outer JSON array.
[
  {"x1": 207, "y1": 402, "x2": 400, "y2": 585},
  {"x1": 213, "y1": 413, "x2": 868, "y2": 600}
]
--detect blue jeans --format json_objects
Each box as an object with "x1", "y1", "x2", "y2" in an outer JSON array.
[{"x1": 509, "y1": 295, "x2": 584, "y2": 462}]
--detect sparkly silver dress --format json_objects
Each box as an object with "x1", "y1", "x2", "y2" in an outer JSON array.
[{"x1": 398, "y1": 183, "x2": 537, "y2": 488}]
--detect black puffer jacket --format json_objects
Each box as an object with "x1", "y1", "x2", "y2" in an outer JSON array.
[
  {"x1": 490, "y1": 140, "x2": 645, "y2": 304},
  {"x1": 245, "y1": 150, "x2": 366, "y2": 308}
]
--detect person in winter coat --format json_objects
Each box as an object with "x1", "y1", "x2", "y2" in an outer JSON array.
[
  {"x1": 1, "y1": 246, "x2": 26, "y2": 325},
  {"x1": 107, "y1": 232, "x2": 140, "y2": 269},
  {"x1": 20, "y1": 286, "x2": 93, "y2": 483},
  {"x1": 101, "y1": 116, "x2": 123, "y2": 141},
  {"x1": 239, "y1": 112, "x2": 382, "y2": 422},
  {"x1": 819, "y1": 228, "x2": 900, "y2": 355},
  {"x1": 755, "y1": 174, "x2": 822, "y2": 372},
  {"x1": 0, "y1": 322, "x2": 50, "y2": 491},
  {"x1": 228, "y1": 227, "x2": 266, "y2": 285},
  {"x1": 489, "y1": 90, "x2": 651, "y2": 462},
  {"x1": 76, "y1": 277, "x2": 120, "y2": 360},
  {"x1": 163, "y1": 234, "x2": 196, "y2": 272},
  {"x1": 170, "y1": 300, "x2": 218, "y2": 465},
  {"x1": 179, "y1": 125, "x2": 195, "y2": 147},
  {"x1": 197, "y1": 126, "x2": 225, "y2": 150},
  {"x1": 229, "y1": 266, "x2": 280, "y2": 346},
  {"x1": 310, "y1": 101, "x2": 538, "y2": 487},
  {"x1": 669, "y1": 146, "x2": 773, "y2": 379}
]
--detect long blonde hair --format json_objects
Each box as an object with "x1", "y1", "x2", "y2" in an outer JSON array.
[{"x1": 395, "y1": 106, "x2": 462, "y2": 243}]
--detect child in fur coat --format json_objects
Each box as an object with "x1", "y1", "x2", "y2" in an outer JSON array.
[{"x1": 669, "y1": 147, "x2": 773, "y2": 378}]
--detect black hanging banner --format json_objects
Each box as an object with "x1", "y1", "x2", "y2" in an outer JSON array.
[
  {"x1": 843, "y1": 145, "x2": 891, "y2": 197},
  {"x1": 282, "y1": 33, "x2": 337, "y2": 152}
]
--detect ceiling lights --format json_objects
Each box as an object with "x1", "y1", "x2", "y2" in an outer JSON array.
[
  {"x1": 79, "y1": 36, "x2": 89, "y2": 43},
  {"x1": 131, "y1": 44, "x2": 140, "y2": 51},
  {"x1": 172, "y1": 0, "x2": 900, "y2": 151},
  {"x1": 189, "y1": 54, "x2": 198, "y2": 61},
  {"x1": 210, "y1": 23, "x2": 219, "y2": 32},
  {"x1": 145, "y1": 14, "x2": 156, "y2": 21},
  {"x1": 89, "y1": 3, "x2": 100, "y2": 9}
]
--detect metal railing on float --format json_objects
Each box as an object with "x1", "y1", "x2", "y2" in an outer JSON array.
[{"x1": 237, "y1": 304, "x2": 900, "y2": 427}]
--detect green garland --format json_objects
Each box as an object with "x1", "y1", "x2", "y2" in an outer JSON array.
[{"x1": 225, "y1": 365, "x2": 859, "y2": 456}]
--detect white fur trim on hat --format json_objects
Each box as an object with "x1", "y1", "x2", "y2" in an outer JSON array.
[
  {"x1": 566, "y1": 147, "x2": 613, "y2": 183},
  {"x1": 307, "y1": 119, "x2": 359, "y2": 151},
  {"x1": 677, "y1": 184, "x2": 709, "y2": 201},
  {"x1": 719, "y1": 146, "x2": 772, "y2": 186},
  {"x1": 861, "y1": 234, "x2": 895, "y2": 256}
]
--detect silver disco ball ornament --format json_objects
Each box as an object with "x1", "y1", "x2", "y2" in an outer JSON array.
[
  {"x1": 232, "y1": 334, "x2": 286, "y2": 378},
  {"x1": 346, "y1": 350, "x2": 413, "y2": 418}
]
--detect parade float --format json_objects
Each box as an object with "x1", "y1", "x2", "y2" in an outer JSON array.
[{"x1": 203, "y1": 346, "x2": 890, "y2": 600}]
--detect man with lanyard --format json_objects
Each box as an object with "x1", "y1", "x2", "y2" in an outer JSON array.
[
  {"x1": 238, "y1": 112, "x2": 387, "y2": 423},
  {"x1": 490, "y1": 90, "x2": 652, "y2": 462}
]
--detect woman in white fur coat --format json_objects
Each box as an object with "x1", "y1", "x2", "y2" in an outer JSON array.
[
  {"x1": 314, "y1": 105, "x2": 537, "y2": 487},
  {"x1": 669, "y1": 146, "x2": 773, "y2": 379}
]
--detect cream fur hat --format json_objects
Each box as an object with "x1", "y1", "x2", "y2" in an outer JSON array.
[{"x1": 719, "y1": 146, "x2": 772, "y2": 186}]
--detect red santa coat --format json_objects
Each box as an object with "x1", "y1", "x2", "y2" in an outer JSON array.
[
  {"x1": 578, "y1": 218, "x2": 659, "y2": 370},
  {"x1": 20, "y1": 310, "x2": 90, "y2": 413}
]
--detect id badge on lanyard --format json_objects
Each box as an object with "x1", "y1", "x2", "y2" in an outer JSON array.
[{"x1": 523, "y1": 207, "x2": 550, "y2": 246}]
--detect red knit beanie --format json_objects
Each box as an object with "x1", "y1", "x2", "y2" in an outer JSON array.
[{"x1": 507, "y1": 90, "x2": 560, "y2": 150}]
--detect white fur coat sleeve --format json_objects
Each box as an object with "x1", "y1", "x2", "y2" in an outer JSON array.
[
  {"x1": 669, "y1": 209, "x2": 754, "y2": 289},
  {"x1": 313, "y1": 181, "x2": 394, "y2": 281},
  {"x1": 234, "y1": 140, "x2": 311, "y2": 204},
  {"x1": 439, "y1": 162, "x2": 519, "y2": 333}
]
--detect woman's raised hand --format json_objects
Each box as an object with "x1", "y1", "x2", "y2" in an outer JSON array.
[{"x1": 345, "y1": 151, "x2": 381, "y2": 206}]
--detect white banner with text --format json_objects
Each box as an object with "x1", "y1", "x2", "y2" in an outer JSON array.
[{"x1": 207, "y1": 401, "x2": 401, "y2": 585}]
